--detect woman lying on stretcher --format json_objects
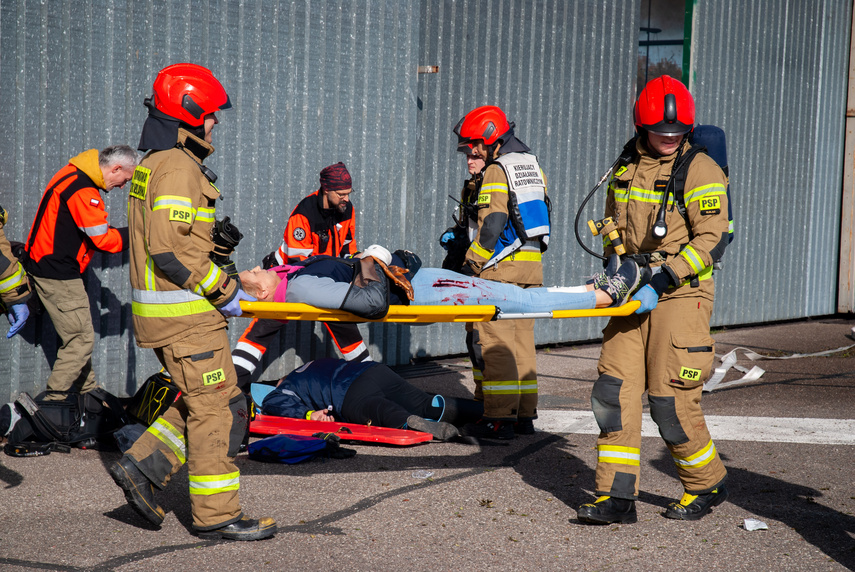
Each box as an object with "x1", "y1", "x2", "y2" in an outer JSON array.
[{"x1": 237, "y1": 245, "x2": 643, "y2": 321}]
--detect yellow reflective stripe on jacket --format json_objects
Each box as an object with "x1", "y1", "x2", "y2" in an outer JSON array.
[
  {"x1": 467, "y1": 240, "x2": 493, "y2": 260},
  {"x1": 598, "y1": 444, "x2": 641, "y2": 466},
  {"x1": 480, "y1": 182, "x2": 508, "y2": 194},
  {"x1": 482, "y1": 380, "x2": 522, "y2": 395},
  {"x1": 152, "y1": 195, "x2": 194, "y2": 212},
  {"x1": 610, "y1": 184, "x2": 676, "y2": 206},
  {"x1": 672, "y1": 439, "x2": 717, "y2": 469},
  {"x1": 684, "y1": 182, "x2": 726, "y2": 204},
  {"x1": 147, "y1": 418, "x2": 187, "y2": 464},
  {"x1": 199, "y1": 262, "x2": 223, "y2": 296},
  {"x1": 680, "y1": 245, "x2": 705, "y2": 275},
  {"x1": 196, "y1": 206, "x2": 216, "y2": 223},
  {"x1": 189, "y1": 471, "x2": 240, "y2": 495},
  {"x1": 677, "y1": 264, "x2": 713, "y2": 286},
  {"x1": 0, "y1": 264, "x2": 27, "y2": 293},
  {"x1": 132, "y1": 288, "x2": 216, "y2": 318},
  {"x1": 507, "y1": 250, "x2": 542, "y2": 262}
]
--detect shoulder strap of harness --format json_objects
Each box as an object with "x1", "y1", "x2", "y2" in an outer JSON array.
[{"x1": 670, "y1": 144, "x2": 708, "y2": 226}]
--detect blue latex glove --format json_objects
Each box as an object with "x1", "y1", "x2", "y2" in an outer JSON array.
[
  {"x1": 6, "y1": 303, "x2": 29, "y2": 338},
  {"x1": 633, "y1": 284, "x2": 659, "y2": 314},
  {"x1": 439, "y1": 231, "x2": 456, "y2": 250},
  {"x1": 217, "y1": 289, "x2": 256, "y2": 318}
]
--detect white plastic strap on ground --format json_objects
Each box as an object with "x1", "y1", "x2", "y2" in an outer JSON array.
[{"x1": 703, "y1": 334, "x2": 855, "y2": 392}]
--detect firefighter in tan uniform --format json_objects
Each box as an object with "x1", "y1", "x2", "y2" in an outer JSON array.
[
  {"x1": 453, "y1": 106, "x2": 549, "y2": 440},
  {"x1": 0, "y1": 205, "x2": 31, "y2": 338},
  {"x1": 108, "y1": 63, "x2": 276, "y2": 541},
  {"x1": 577, "y1": 76, "x2": 730, "y2": 524}
]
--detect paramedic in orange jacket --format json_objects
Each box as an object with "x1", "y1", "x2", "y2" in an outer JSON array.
[
  {"x1": 24, "y1": 145, "x2": 138, "y2": 399},
  {"x1": 232, "y1": 162, "x2": 369, "y2": 392},
  {"x1": 108, "y1": 63, "x2": 275, "y2": 542}
]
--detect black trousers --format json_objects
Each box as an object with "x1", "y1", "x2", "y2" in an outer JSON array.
[{"x1": 340, "y1": 364, "x2": 441, "y2": 428}]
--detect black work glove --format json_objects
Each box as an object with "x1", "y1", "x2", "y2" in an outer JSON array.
[{"x1": 211, "y1": 216, "x2": 243, "y2": 260}]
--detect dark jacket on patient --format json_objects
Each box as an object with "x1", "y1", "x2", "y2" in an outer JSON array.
[{"x1": 261, "y1": 358, "x2": 377, "y2": 419}]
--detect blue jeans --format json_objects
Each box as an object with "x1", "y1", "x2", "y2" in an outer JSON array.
[{"x1": 410, "y1": 268, "x2": 596, "y2": 313}]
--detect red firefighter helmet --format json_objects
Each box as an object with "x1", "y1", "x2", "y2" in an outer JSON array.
[
  {"x1": 454, "y1": 105, "x2": 511, "y2": 153},
  {"x1": 634, "y1": 75, "x2": 694, "y2": 135},
  {"x1": 151, "y1": 63, "x2": 232, "y2": 126}
]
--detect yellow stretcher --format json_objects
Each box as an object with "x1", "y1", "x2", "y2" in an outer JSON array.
[{"x1": 239, "y1": 300, "x2": 641, "y2": 323}]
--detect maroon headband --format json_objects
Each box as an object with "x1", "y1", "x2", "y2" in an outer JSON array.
[{"x1": 319, "y1": 162, "x2": 352, "y2": 192}]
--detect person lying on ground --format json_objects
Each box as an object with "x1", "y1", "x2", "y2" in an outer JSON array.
[
  {"x1": 236, "y1": 245, "x2": 642, "y2": 320},
  {"x1": 258, "y1": 358, "x2": 484, "y2": 441}
]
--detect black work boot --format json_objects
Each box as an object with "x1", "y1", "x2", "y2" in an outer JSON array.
[
  {"x1": 576, "y1": 496, "x2": 637, "y2": 525},
  {"x1": 195, "y1": 516, "x2": 277, "y2": 541},
  {"x1": 460, "y1": 418, "x2": 515, "y2": 440},
  {"x1": 663, "y1": 485, "x2": 729, "y2": 520},
  {"x1": 109, "y1": 456, "x2": 165, "y2": 526},
  {"x1": 513, "y1": 418, "x2": 536, "y2": 435},
  {"x1": 406, "y1": 415, "x2": 460, "y2": 441}
]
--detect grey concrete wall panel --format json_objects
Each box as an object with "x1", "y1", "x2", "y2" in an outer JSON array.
[
  {"x1": 690, "y1": 0, "x2": 852, "y2": 326},
  {"x1": 414, "y1": 0, "x2": 639, "y2": 360}
]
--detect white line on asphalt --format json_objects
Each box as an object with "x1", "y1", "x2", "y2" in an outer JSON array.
[{"x1": 535, "y1": 410, "x2": 855, "y2": 445}]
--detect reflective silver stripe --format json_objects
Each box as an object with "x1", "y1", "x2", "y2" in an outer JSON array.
[
  {"x1": 342, "y1": 342, "x2": 367, "y2": 360},
  {"x1": 287, "y1": 246, "x2": 313, "y2": 257},
  {"x1": 196, "y1": 206, "x2": 216, "y2": 223},
  {"x1": 188, "y1": 471, "x2": 240, "y2": 495},
  {"x1": 0, "y1": 266, "x2": 26, "y2": 292},
  {"x1": 235, "y1": 341, "x2": 263, "y2": 360},
  {"x1": 148, "y1": 418, "x2": 187, "y2": 464},
  {"x1": 132, "y1": 288, "x2": 206, "y2": 304},
  {"x1": 81, "y1": 223, "x2": 109, "y2": 237},
  {"x1": 232, "y1": 355, "x2": 256, "y2": 373},
  {"x1": 199, "y1": 263, "x2": 222, "y2": 294}
]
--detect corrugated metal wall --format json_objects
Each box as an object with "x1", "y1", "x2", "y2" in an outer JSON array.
[
  {"x1": 690, "y1": 0, "x2": 852, "y2": 325},
  {"x1": 0, "y1": 0, "x2": 851, "y2": 402},
  {"x1": 413, "y1": 0, "x2": 638, "y2": 359}
]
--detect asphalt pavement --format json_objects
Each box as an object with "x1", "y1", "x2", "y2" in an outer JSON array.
[{"x1": 1, "y1": 315, "x2": 854, "y2": 571}]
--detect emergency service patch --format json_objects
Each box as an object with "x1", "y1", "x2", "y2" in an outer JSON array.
[
  {"x1": 477, "y1": 193, "x2": 491, "y2": 205},
  {"x1": 203, "y1": 368, "x2": 226, "y2": 386},
  {"x1": 130, "y1": 166, "x2": 150, "y2": 201},
  {"x1": 293, "y1": 227, "x2": 306, "y2": 241},
  {"x1": 169, "y1": 206, "x2": 193, "y2": 224},
  {"x1": 90, "y1": 198, "x2": 100, "y2": 207},
  {"x1": 699, "y1": 196, "x2": 721, "y2": 215},
  {"x1": 679, "y1": 366, "x2": 702, "y2": 383}
]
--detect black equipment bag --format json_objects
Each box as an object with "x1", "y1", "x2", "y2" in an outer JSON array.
[{"x1": 3, "y1": 388, "x2": 128, "y2": 457}]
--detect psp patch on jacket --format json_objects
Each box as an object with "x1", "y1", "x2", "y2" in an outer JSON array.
[
  {"x1": 699, "y1": 196, "x2": 722, "y2": 215},
  {"x1": 292, "y1": 227, "x2": 306, "y2": 241}
]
